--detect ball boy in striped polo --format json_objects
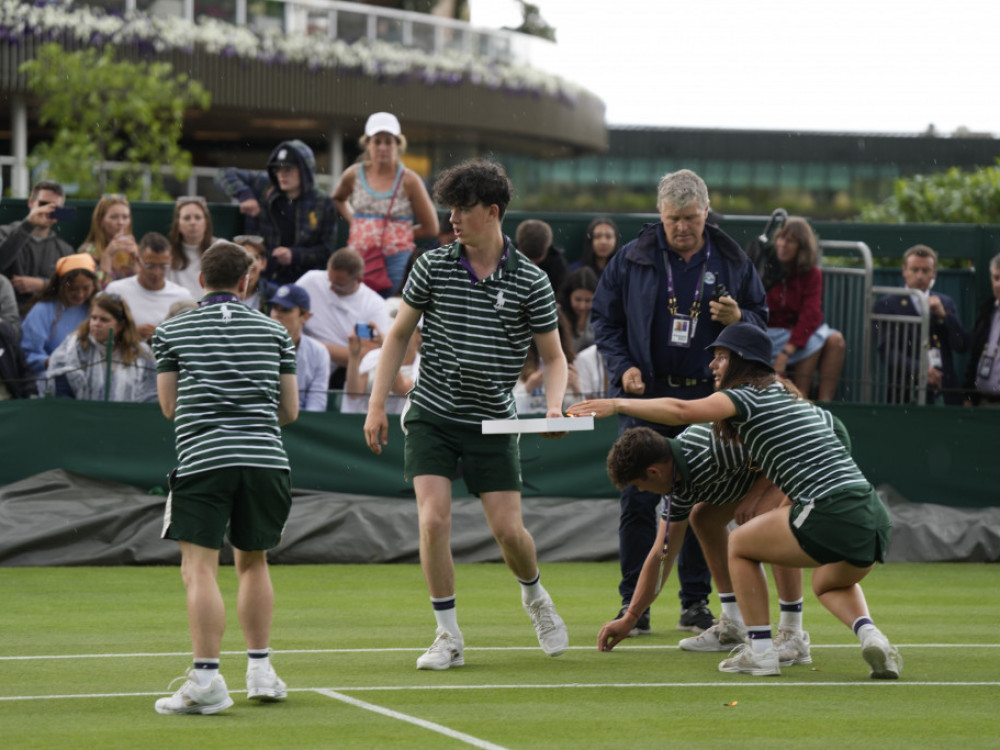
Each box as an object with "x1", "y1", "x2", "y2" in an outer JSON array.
[
  {"x1": 152, "y1": 241, "x2": 300, "y2": 713},
  {"x1": 364, "y1": 159, "x2": 570, "y2": 670}
]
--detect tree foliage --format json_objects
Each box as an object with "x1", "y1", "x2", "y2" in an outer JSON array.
[
  {"x1": 859, "y1": 163, "x2": 1000, "y2": 223},
  {"x1": 19, "y1": 43, "x2": 210, "y2": 200},
  {"x1": 508, "y1": 1, "x2": 556, "y2": 41}
]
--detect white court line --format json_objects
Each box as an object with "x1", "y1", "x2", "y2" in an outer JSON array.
[
  {"x1": 2, "y1": 643, "x2": 997, "y2": 661},
  {"x1": 3, "y1": 680, "x2": 1000, "y2": 703},
  {"x1": 316, "y1": 688, "x2": 510, "y2": 750}
]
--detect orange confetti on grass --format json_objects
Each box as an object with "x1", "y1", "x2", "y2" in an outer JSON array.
[{"x1": 723, "y1": 701, "x2": 738, "y2": 706}]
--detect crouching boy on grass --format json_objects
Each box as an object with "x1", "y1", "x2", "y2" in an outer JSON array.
[{"x1": 152, "y1": 241, "x2": 300, "y2": 714}]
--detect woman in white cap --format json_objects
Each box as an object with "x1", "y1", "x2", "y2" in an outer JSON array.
[{"x1": 332, "y1": 112, "x2": 439, "y2": 296}]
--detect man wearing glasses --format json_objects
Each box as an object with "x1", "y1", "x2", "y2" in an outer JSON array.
[
  {"x1": 0, "y1": 180, "x2": 76, "y2": 312},
  {"x1": 106, "y1": 232, "x2": 194, "y2": 339}
]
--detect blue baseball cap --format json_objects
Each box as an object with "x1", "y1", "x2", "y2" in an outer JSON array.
[
  {"x1": 271, "y1": 283, "x2": 311, "y2": 312},
  {"x1": 706, "y1": 322, "x2": 774, "y2": 369}
]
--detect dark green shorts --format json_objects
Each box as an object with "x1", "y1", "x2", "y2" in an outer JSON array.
[
  {"x1": 162, "y1": 466, "x2": 292, "y2": 551},
  {"x1": 401, "y1": 401, "x2": 522, "y2": 494},
  {"x1": 789, "y1": 485, "x2": 891, "y2": 567}
]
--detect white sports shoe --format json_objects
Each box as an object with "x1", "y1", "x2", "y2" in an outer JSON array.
[
  {"x1": 679, "y1": 616, "x2": 747, "y2": 652},
  {"x1": 416, "y1": 627, "x2": 464, "y2": 671},
  {"x1": 246, "y1": 662, "x2": 287, "y2": 702},
  {"x1": 860, "y1": 630, "x2": 902, "y2": 679},
  {"x1": 154, "y1": 670, "x2": 234, "y2": 715},
  {"x1": 524, "y1": 593, "x2": 569, "y2": 656},
  {"x1": 718, "y1": 644, "x2": 781, "y2": 676},
  {"x1": 774, "y1": 628, "x2": 812, "y2": 666}
]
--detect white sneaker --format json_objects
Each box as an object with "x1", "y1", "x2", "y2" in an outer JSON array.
[
  {"x1": 246, "y1": 662, "x2": 287, "y2": 702},
  {"x1": 154, "y1": 670, "x2": 234, "y2": 715},
  {"x1": 860, "y1": 630, "x2": 902, "y2": 679},
  {"x1": 679, "y1": 616, "x2": 747, "y2": 652},
  {"x1": 524, "y1": 593, "x2": 569, "y2": 656},
  {"x1": 416, "y1": 627, "x2": 464, "y2": 671},
  {"x1": 718, "y1": 644, "x2": 781, "y2": 676},
  {"x1": 774, "y1": 628, "x2": 812, "y2": 666}
]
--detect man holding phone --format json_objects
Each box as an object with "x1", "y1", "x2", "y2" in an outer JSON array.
[
  {"x1": 0, "y1": 180, "x2": 76, "y2": 313},
  {"x1": 295, "y1": 247, "x2": 392, "y2": 389}
]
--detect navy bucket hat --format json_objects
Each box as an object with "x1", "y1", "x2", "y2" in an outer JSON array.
[{"x1": 706, "y1": 323, "x2": 774, "y2": 369}]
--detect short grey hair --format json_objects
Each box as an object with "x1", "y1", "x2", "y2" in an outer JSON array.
[
  {"x1": 991, "y1": 252, "x2": 1000, "y2": 272},
  {"x1": 656, "y1": 169, "x2": 709, "y2": 212}
]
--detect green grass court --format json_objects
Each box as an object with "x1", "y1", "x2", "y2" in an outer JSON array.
[{"x1": 2, "y1": 562, "x2": 997, "y2": 749}]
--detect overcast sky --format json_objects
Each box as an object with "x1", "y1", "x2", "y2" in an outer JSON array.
[{"x1": 470, "y1": 1, "x2": 1000, "y2": 136}]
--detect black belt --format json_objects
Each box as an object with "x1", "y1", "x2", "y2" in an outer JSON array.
[{"x1": 655, "y1": 376, "x2": 714, "y2": 388}]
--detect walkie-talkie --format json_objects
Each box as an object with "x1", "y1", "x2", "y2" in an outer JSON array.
[{"x1": 713, "y1": 283, "x2": 730, "y2": 301}]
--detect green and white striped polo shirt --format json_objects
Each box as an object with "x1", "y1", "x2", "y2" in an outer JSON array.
[
  {"x1": 662, "y1": 409, "x2": 847, "y2": 522},
  {"x1": 664, "y1": 423, "x2": 758, "y2": 522},
  {"x1": 402, "y1": 239, "x2": 558, "y2": 424},
  {"x1": 722, "y1": 382, "x2": 868, "y2": 503},
  {"x1": 152, "y1": 297, "x2": 297, "y2": 476}
]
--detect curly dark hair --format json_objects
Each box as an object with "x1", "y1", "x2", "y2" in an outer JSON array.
[
  {"x1": 433, "y1": 159, "x2": 512, "y2": 219},
  {"x1": 606, "y1": 427, "x2": 674, "y2": 490}
]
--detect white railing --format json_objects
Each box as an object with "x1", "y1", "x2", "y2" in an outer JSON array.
[{"x1": 68, "y1": 0, "x2": 550, "y2": 68}]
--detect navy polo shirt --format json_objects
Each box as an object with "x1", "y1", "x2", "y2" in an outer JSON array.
[{"x1": 650, "y1": 225, "x2": 729, "y2": 380}]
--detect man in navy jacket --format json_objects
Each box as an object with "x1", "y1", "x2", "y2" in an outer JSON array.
[
  {"x1": 874, "y1": 244, "x2": 970, "y2": 406},
  {"x1": 592, "y1": 169, "x2": 767, "y2": 636}
]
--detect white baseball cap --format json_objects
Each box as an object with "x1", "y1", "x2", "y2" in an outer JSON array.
[{"x1": 364, "y1": 111, "x2": 402, "y2": 137}]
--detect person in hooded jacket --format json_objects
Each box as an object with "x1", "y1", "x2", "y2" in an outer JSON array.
[{"x1": 215, "y1": 139, "x2": 338, "y2": 286}]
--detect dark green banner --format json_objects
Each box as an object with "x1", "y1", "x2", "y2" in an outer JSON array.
[{"x1": 1, "y1": 400, "x2": 995, "y2": 507}]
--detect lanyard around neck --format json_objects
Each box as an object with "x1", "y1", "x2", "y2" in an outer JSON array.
[{"x1": 661, "y1": 241, "x2": 711, "y2": 318}]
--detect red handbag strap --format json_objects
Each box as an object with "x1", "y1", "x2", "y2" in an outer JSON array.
[{"x1": 378, "y1": 168, "x2": 404, "y2": 248}]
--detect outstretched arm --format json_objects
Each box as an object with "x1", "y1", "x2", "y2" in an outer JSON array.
[
  {"x1": 598, "y1": 517, "x2": 687, "y2": 652},
  {"x1": 568, "y1": 391, "x2": 737, "y2": 426}
]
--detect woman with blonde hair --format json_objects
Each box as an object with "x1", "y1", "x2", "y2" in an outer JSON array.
[
  {"x1": 46, "y1": 292, "x2": 157, "y2": 402},
  {"x1": 166, "y1": 196, "x2": 216, "y2": 299},
  {"x1": 332, "y1": 112, "x2": 438, "y2": 296},
  {"x1": 79, "y1": 194, "x2": 138, "y2": 288}
]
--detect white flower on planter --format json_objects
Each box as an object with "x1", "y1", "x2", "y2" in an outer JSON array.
[{"x1": 0, "y1": 0, "x2": 583, "y2": 103}]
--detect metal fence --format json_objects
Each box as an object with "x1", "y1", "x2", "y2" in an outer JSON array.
[
  {"x1": 819, "y1": 240, "x2": 873, "y2": 403},
  {"x1": 820, "y1": 241, "x2": 934, "y2": 405},
  {"x1": 868, "y1": 287, "x2": 931, "y2": 406}
]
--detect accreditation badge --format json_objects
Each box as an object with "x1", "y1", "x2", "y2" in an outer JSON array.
[{"x1": 670, "y1": 314, "x2": 695, "y2": 348}]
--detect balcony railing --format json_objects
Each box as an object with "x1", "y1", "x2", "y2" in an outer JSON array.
[{"x1": 65, "y1": 0, "x2": 547, "y2": 67}]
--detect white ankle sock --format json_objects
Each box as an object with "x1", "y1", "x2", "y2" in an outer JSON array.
[
  {"x1": 431, "y1": 596, "x2": 460, "y2": 635},
  {"x1": 519, "y1": 574, "x2": 544, "y2": 605},
  {"x1": 778, "y1": 599, "x2": 804, "y2": 631},
  {"x1": 719, "y1": 594, "x2": 743, "y2": 625},
  {"x1": 191, "y1": 659, "x2": 219, "y2": 687}
]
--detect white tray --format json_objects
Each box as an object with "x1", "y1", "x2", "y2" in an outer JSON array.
[{"x1": 481, "y1": 416, "x2": 595, "y2": 434}]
